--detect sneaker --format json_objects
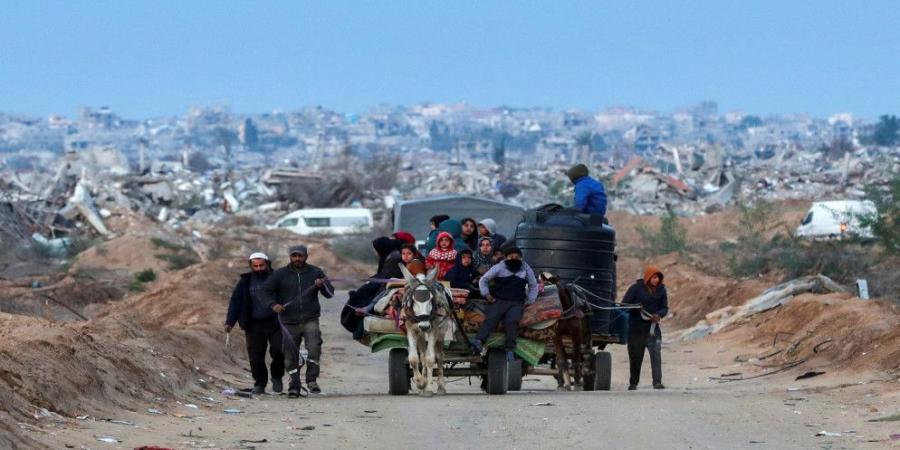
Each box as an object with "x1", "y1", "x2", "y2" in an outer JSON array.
[
  {"x1": 251, "y1": 385, "x2": 265, "y2": 395},
  {"x1": 307, "y1": 381, "x2": 321, "y2": 394},
  {"x1": 653, "y1": 383, "x2": 666, "y2": 389},
  {"x1": 469, "y1": 339, "x2": 484, "y2": 356},
  {"x1": 628, "y1": 385, "x2": 637, "y2": 391},
  {"x1": 271, "y1": 378, "x2": 283, "y2": 393}
]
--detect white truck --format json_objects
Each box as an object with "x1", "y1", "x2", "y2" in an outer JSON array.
[
  {"x1": 270, "y1": 208, "x2": 373, "y2": 236},
  {"x1": 795, "y1": 200, "x2": 877, "y2": 240}
]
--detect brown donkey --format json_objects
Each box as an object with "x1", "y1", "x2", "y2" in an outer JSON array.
[{"x1": 543, "y1": 273, "x2": 586, "y2": 391}]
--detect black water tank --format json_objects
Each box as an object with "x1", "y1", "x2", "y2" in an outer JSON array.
[{"x1": 514, "y1": 205, "x2": 617, "y2": 334}]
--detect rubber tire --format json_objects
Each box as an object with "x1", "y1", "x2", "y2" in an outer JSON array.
[
  {"x1": 591, "y1": 351, "x2": 612, "y2": 391},
  {"x1": 388, "y1": 348, "x2": 410, "y2": 396},
  {"x1": 485, "y1": 349, "x2": 509, "y2": 395},
  {"x1": 508, "y1": 359, "x2": 523, "y2": 391}
]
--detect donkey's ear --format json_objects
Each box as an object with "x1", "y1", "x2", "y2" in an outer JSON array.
[
  {"x1": 424, "y1": 267, "x2": 439, "y2": 285},
  {"x1": 399, "y1": 263, "x2": 416, "y2": 284}
]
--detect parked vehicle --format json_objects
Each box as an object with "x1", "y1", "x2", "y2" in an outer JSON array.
[
  {"x1": 795, "y1": 200, "x2": 877, "y2": 240},
  {"x1": 270, "y1": 208, "x2": 373, "y2": 236}
]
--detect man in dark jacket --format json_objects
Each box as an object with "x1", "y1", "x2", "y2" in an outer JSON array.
[
  {"x1": 225, "y1": 252, "x2": 283, "y2": 395},
  {"x1": 567, "y1": 163, "x2": 607, "y2": 216},
  {"x1": 259, "y1": 245, "x2": 334, "y2": 397},
  {"x1": 623, "y1": 266, "x2": 669, "y2": 390}
]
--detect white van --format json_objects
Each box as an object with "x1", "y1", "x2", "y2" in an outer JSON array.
[
  {"x1": 271, "y1": 208, "x2": 373, "y2": 236},
  {"x1": 795, "y1": 200, "x2": 877, "y2": 240}
]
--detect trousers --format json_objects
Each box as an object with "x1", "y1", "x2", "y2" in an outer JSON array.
[
  {"x1": 475, "y1": 299, "x2": 524, "y2": 350},
  {"x1": 245, "y1": 319, "x2": 284, "y2": 388},
  {"x1": 283, "y1": 319, "x2": 322, "y2": 383},
  {"x1": 627, "y1": 322, "x2": 662, "y2": 386}
]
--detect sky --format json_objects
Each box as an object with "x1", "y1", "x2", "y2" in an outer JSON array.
[{"x1": 1, "y1": 1, "x2": 898, "y2": 119}]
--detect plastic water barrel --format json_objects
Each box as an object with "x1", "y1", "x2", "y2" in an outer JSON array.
[{"x1": 514, "y1": 205, "x2": 617, "y2": 334}]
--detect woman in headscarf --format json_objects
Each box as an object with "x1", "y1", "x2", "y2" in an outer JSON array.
[
  {"x1": 372, "y1": 236, "x2": 404, "y2": 280},
  {"x1": 472, "y1": 236, "x2": 495, "y2": 275}
]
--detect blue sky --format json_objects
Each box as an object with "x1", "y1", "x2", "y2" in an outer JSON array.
[{"x1": 1, "y1": 1, "x2": 898, "y2": 119}]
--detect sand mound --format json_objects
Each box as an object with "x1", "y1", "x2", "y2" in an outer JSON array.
[
  {"x1": 0, "y1": 234, "x2": 375, "y2": 447},
  {"x1": 711, "y1": 293, "x2": 900, "y2": 374}
]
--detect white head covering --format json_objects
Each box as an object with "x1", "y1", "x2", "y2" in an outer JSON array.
[{"x1": 248, "y1": 252, "x2": 270, "y2": 261}]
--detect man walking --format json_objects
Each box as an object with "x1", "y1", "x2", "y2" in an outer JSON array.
[
  {"x1": 624, "y1": 266, "x2": 669, "y2": 390},
  {"x1": 225, "y1": 252, "x2": 284, "y2": 395},
  {"x1": 470, "y1": 246, "x2": 539, "y2": 361},
  {"x1": 567, "y1": 163, "x2": 608, "y2": 217},
  {"x1": 260, "y1": 245, "x2": 334, "y2": 397}
]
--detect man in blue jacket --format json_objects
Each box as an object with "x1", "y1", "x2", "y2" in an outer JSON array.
[
  {"x1": 225, "y1": 252, "x2": 284, "y2": 395},
  {"x1": 567, "y1": 163, "x2": 607, "y2": 216}
]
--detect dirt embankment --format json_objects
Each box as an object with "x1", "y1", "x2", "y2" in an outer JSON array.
[{"x1": 0, "y1": 224, "x2": 372, "y2": 448}]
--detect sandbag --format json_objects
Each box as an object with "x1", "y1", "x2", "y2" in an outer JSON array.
[{"x1": 364, "y1": 316, "x2": 402, "y2": 334}]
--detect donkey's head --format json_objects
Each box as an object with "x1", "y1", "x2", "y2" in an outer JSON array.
[{"x1": 400, "y1": 263, "x2": 441, "y2": 331}]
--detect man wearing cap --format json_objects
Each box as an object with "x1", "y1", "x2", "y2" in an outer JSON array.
[
  {"x1": 259, "y1": 245, "x2": 334, "y2": 397},
  {"x1": 470, "y1": 246, "x2": 539, "y2": 361},
  {"x1": 225, "y1": 252, "x2": 283, "y2": 395},
  {"x1": 567, "y1": 163, "x2": 607, "y2": 216}
]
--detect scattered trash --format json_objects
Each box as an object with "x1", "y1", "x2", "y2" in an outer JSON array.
[
  {"x1": 201, "y1": 396, "x2": 222, "y2": 404},
  {"x1": 76, "y1": 415, "x2": 91, "y2": 420},
  {"x1": 795, "y1": 371, "x2": 825, "y2": 380},
  {"x1": 222, "y1": 388, "x2": 237, "y2": 396},
  {"x1": 147, "y1": 409, "x2": 164, "y2": 415},
  {"x1": 103, "y1": 419, "x2": 134, "y2": 426},
  {"x1": 364, "y1": 410, "x2": 377, "y2": 413},
  {"x1": 95, "y1": 436, "x2": 122, "y2": 443},
  {"x1": 224, "y1": 408, "x2": 243, "y2": 415},
  {"x1": 184, "y1": 404, "x2": 199, "y2": 409},
  {"x1": 815, "y1": 431, "x2": 841, "y2": 437},
  {"x1": 300, "y1": 425, "x2": 315, "y2": 431},
  {"x1": 720, "y1": 372, "x2": 742, "y2": 377},
  {"x1": 530, "y1": 402, "x2": 554, "y2": 407},
  {"x1": 238, "y1": 439, "x2": 268, "y2": 444}
]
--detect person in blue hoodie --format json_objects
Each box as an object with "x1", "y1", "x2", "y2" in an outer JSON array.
[
  {"x1": 445, "y1": 249, "x2": 478, "y2": 293},
  {"x1": 423, "y1": 214, "x2": 450, "y2": 253},
  {"x1": 567, "y1": 163, "x2": 607, "y2": 217}
]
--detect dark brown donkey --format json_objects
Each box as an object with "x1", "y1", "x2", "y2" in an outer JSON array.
[{"x1": 543, "y1": 273, "x2": 586, "y2": 391}]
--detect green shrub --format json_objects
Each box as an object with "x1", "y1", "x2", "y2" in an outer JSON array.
[
  {"x1": 860, "y1": 175, "x2": 900, "y2": 255},
  {"x1": 134, "y1": 269, "x2": 157, "y2": 283},
  {"x1": 154, "y1": 253, "x2": 200, "y2": 270},
  {"x1": 636, "y1": 206, "x2": 688, "y2": 256}
]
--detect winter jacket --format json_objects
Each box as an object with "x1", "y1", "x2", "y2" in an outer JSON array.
[
  {"x1": 259, "y1": 263, "x2": 334, "y2": 324},
  {"x1": 479, "y1": 260, "x2": 539, "y2": 304},
  {"x1": 225, "y1": 271, "x2": 274, "y2": 330},
  {"x1": 472, "y1": 237, "x2": 495, "y2": 274},
  {"x1": 478, "y1": 219, "x2": 507, "y2": 252},
  {"x1": 573, "y1": 175, "x2": 608, "y2": 216},
  {"x1": 445, "y1": 252, "x2": 477, "y2": 290},
  {"x1": 426, "y1": 231, "x2": 458, "y2": 280},
  {"x1": 623, "y1": 266, "x2": 669, "y2": 333}
]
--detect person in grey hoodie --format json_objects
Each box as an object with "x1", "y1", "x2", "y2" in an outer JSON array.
[
  {"x1": 259, "y1": 245, "x2": 334, "y2": 397},
  {"x1": 478, "y1": 218, "x2": 507, "y2": 252}
]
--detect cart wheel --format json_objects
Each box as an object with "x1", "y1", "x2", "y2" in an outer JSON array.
[
  {"x1": 508, "y1": 359, "x2": 523, "y2": 391},
  {"x1": 586, "y1": 351, "x2": 612, "y2": 391},
  {"x1": 388, "y1": 348, "x2": 410, "y2": 395},
  {"x1": 485, "y1": 349, "x2": 509, "y2": 395}
]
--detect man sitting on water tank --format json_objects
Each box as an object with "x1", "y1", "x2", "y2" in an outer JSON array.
[{"x1": 567, "y1": 163, "x2": 607, "y2": 217}]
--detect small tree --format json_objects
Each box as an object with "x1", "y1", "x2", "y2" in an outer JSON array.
[
  {"x1": 860, "y1": 175, "x2": 900, "y2": 255},
  {"x1": 636, "y1": 206, "x2": 688, "y2": 256},
  {"x1": 720, "y1": 198, "x2": 783, "y2": 277},
  {"x1": 873, "y1": 114, "x2": 899, "y2": 147}
]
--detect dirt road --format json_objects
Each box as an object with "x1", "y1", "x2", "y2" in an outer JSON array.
[{"x1": 39, "y1": 292, "x2": 896, "y2": 449}]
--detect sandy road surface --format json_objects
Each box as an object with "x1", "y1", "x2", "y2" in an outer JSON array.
[{"x1": 39, "y1": 292, "x2": 897, "y2": 450}]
